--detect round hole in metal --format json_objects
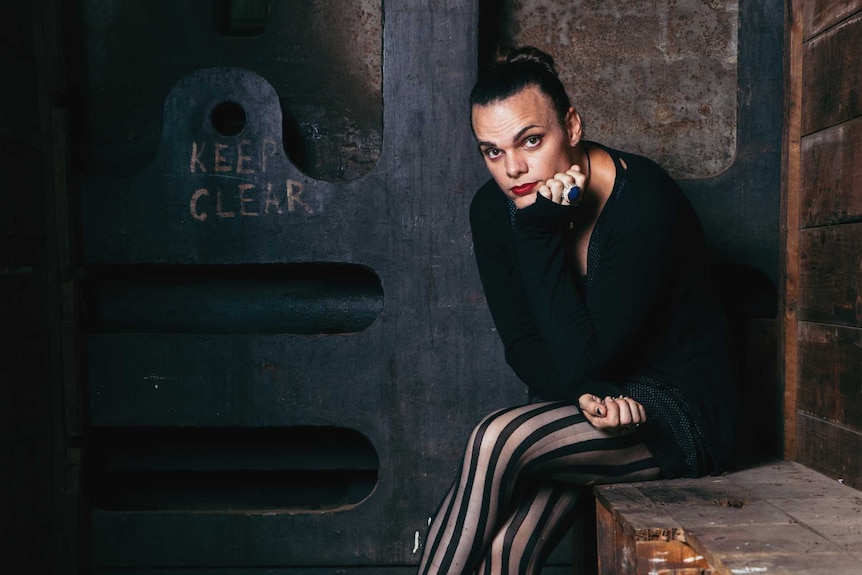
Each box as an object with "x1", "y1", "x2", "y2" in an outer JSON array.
[{"x1": 211, "y1": 101, "x2": 247, "y2": 136}]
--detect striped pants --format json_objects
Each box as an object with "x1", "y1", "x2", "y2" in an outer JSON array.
[{"x1": 417, "y1": 401, "x2": 661, "y2": 575}]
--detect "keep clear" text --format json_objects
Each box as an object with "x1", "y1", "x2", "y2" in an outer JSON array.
[{"x1": 188, "y1": 139, "x2": 313, "y2": 221}]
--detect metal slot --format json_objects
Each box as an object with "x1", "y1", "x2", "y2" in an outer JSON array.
[
  {"x1": 83, "y1": 263, "x2": 383, "y2": 335},
  {"x1": 213, "y1": 0, "x2": 270, "y2": 37},
  {"x1": 86, "y1": 426, "x2": 379, "y2": 511}
]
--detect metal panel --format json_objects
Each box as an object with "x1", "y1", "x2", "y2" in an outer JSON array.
[
  {"x1": 76, "y1": 0, "x2": 524, "y2": 568},
  {"x1": 71, "y1": 0, "x2": 785, "y2": 570}
]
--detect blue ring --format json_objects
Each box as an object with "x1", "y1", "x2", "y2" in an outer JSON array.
[{"x1": 566, "y1": 185, "x2": 581, "y2": 203}]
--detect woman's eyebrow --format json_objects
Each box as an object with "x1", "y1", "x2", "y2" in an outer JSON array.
[{"x1": 477, "y1": 125, "x2": 542, "y2": 149}]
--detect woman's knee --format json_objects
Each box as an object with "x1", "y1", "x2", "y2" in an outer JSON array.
[{"x1": 467, "y1": 407, "x2": 520, "y2": 454}]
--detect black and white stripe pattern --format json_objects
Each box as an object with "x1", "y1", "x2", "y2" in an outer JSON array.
[{"x1": 417, "y1": 401, "x2": 660, "y2": 575}]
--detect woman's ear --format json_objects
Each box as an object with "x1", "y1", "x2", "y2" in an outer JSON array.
[{"x1": 565, "y1": 107, "x2": 583, "y2": 146}]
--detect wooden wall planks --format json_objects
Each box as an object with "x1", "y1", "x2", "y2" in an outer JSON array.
[
  {"x1": 801, "y1": 10, "x2": 862, "y2": 134},
  {"x1": 802, "y1": 0, "x2": 862, "y2": 39},
  {"x1": 798, "y1": 223, "x2": 862, "y2": 325},
  {"x1": 788, "y1": 1, "x2": 862, "y2": 489},
  {"x1": 797, "y1": 322, "x2": 862, "y2": 427},
  {"x1": 800, "y1": 116, "x2": 862, "y2": 227}
]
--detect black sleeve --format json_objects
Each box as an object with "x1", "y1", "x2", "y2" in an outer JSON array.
[
  {"x1": 469, "y1": 189, "x2": 566, "y2": 396},
  {"x1": 511, "y1": 189, "x2": 678, "y2": 400}
]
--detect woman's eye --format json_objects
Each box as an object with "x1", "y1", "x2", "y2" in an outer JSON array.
[
  {"x1": 485, "y1": 148, "x2": 502, "y2": 160},
  {"x1": 524, "y1": 136, "x2": 541, "y2": 148}
]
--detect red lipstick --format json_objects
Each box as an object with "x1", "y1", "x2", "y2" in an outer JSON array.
[{"x1": 511, "y1": 182, "x2": 538, "y2": 196}]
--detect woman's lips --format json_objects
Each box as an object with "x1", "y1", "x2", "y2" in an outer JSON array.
[{"x1": 511, "y1": 182, "x2": 538, "y2": 196}]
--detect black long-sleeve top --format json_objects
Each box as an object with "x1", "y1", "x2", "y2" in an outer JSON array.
[{"x1": 469, "y1": 144, "x2": 738, "y2": 473}]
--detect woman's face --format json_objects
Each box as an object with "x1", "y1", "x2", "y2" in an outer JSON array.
[{"x1": 472, "y1": 85, "x2": 580, "y2": 209}]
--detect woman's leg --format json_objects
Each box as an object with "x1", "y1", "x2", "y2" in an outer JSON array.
[
  {"x1": 477, "y1": 482, "x2": 582, "y2": 575},
  {"x1": 416, "y1": 401, "x2": 660, "y2": 575}
]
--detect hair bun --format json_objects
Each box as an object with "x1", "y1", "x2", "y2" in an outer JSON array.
[{"x1": 495, "y1": 45, "x2": 559, "y2": 78}]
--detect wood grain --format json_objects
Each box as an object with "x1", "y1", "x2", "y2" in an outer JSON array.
[
  {"x1": 800, "y1": 116, "x2": 862, "y2": 227},
  {"x1": 802, "y1": 0, "x2": 862, "y2": 39},
  {"x1": 797, "y1": 321, "x2": 862, "y2": 428},
  {"x1": 781, "y1": 0, "x2": 804, "y2": 461},
  {"x1": 802, "y1": 11, "x2": 862, "y2": 134},
  {"x1": 595, "y1": 460, "x2": 862, "y2": 574},
  {"x1": 798, "y1": 223, "x2": 862, "y2": 326},
  {"x1": 797, "y1": 412, "x2": 862, "y2": 490}
]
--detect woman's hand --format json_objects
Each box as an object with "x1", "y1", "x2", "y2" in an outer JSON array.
[
  {"x1": 579, "y1": 393, "x2": 646, "y2": 432},
  {"x1": 537, "y1": 164, "x2": 586, "y2": 206}
]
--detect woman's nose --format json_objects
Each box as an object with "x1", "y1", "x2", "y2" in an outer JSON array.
[{"x1": 505, "y1": 153, "x2": 526, "y2": 178}]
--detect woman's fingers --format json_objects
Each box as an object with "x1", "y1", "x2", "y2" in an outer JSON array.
[
  {"x1": 580, "y1": 394, "x2": 647, "y2": 432},
  {"x1": 578, "y1": 393, "x2": 606, "y2": 417},
  {"x1": 598, "y1": 396, "x2": 647, "y2": 430},
  {"x1": 542, "y1": 178, "x2": 565, "y2": 203},
  {"x1": 543, "y1": 164, "x2": 587, "y2": 205}
]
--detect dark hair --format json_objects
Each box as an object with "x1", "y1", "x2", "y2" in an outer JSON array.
[{"x1": 470, "y1": 46, "x2": 572, "y2": 126}]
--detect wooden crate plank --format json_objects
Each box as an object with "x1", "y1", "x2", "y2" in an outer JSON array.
[
  {"x1": 797, "y1": 322, "x2": 862, "y2": 427},
  {"x1": 595, "y1": 461, "x2": 862, "y2": 573},
  {"x1": 594, "y1": 485, "x2": 684, "y2": 538},
  {"x1": 798, "y1": 223, "x2": 862, "y2": 325},
  {"x1": 686, "y1": 520, "x2": 855, "y2": 574},
  {"x1": 595, "y1": 497, "x2": 619, "y2": 575},
  {"x1": 797, "y1": 413, "x2": 862, "y2": 491},
  {"x1": 802, "y1": 11, "x2": 862, "y2": 134},
  {"x1": 803, "y1": 0, "x2": 862, "y2": 39},
  {"x1": 698, "y1": 545, "x2": 859, "y2": 575},
  {"x1": 636, "y1": 540, "x2": 711, "y2": 574},
  {"x1": 768, "y1": 496, "x2": 862, "y2": 555},
  {"x1": 733, "y1": 460, "x2": 853, "y2": 499},
  {"x1": 668, "y1": 500, "x2": 791, "y2": 531},
  {"x1": 800, "y1": 116, "x2": 862, "y2": 227}
]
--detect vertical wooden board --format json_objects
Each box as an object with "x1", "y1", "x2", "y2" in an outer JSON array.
[
  {"x1": 797, "y1": 412, "x2": 862, "y2": 490},
  {"x1": 614, "y1": 517, "x2": 639, "y2": 575},
  {"x1": 800, "y1": 116, "x2": 862, "y2": 227},
  {"x1": 595, "y1": 500, "x2": 619, "y2": 575},
  {"x1": 797, "y1": 322, "x2": 862, "y2": 427},
  {"x1": 801, "y1": 12, "x2": 862, "y2": 134},
  {"x1": 798, "y1": 223, "x2": 862, "y2": 325},
  {"x1": 802, "y1": 0, "x2": 862, "y2": 39},
  {"x1": 782, "y1": 0, "x2": 805, "y2": 461}
]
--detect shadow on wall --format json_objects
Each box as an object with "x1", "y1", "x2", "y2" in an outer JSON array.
[{"x1": 712, "y1": 262, "x2": 781, "y2": 464}]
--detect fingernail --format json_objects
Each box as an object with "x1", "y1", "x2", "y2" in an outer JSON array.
[{"x1": 595, "y1": 407, "x2": 603, "y2": 416}]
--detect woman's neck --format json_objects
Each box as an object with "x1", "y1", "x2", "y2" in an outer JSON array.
[{"x1": 578, "y1": 142, "x2": 615, "y2": 217}]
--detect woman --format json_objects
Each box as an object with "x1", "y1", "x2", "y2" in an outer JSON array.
[{"x1": 417, "y1": 46, "x2": 738, "y2": 575}]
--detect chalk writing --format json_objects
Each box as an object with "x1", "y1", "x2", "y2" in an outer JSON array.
[
  {"x1": 188, "y1": 139, "x2": 314, "y2": 221},
  {"x1": 189, "y1": 179, "x2": 312, "y2": 222},
  {"x1": 190, "y1": 139, "x2": 278, "y2": 174}
]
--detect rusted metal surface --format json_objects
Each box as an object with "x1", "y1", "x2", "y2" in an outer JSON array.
[{"x1": 489, "y1": 0, "x2": 738, "y2": 179}]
